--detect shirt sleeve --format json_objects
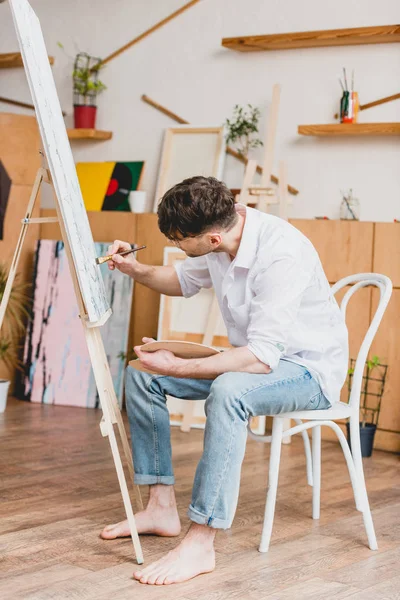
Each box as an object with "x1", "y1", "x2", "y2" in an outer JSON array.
[
  {"x1": 174, "y1": 256, "x2": 213, "y2": 298},
  {"x1": 247, "y1": 250, "x2": 314, "y2": 370}
]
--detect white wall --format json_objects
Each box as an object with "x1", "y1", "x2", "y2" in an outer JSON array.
[{"x1": 1, "y1": 0, "x2": 399, "y2": 220}]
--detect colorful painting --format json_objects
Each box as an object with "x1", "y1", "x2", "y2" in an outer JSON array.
[
  {"x1": 19, "y1": 240, "x2": 133, "y2": 408},
  {"x1": 76, "y1": 161, "x2": 145, "y2": 212}
]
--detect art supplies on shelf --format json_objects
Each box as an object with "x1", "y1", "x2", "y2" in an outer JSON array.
[
  {"x1": 340, "y1": 189, "x2": 360, "y2": 220},
  {"x1": 339, "y1": 68, "x2": 359, "y2": 123}
]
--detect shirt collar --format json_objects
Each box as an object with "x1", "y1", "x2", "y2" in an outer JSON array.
[{"x1": 232, "y1": 204, "x2": 260, "y2": 269}]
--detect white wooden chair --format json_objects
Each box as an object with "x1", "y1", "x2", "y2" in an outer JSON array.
[{"x1": 247, "y1": 273, "x2": 392, "y2": 553}]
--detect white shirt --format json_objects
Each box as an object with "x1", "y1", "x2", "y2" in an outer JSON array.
[{"x1": 174, "y1": 204, "x2": 349, "y2": 402}]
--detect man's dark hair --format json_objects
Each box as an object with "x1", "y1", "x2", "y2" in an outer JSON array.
[{"x1": 157, "y1": 176, "x2": 237, "y2": 240}]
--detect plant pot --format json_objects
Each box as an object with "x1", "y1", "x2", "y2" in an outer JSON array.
[
  {"x1": 346, "y1": 422, "x2": 377, "y2": 458},
  {"x1": 0, "y1": 379, "x2": 10, "y2": 413},
  {"x1": 74, "y1": 105, "x2": 97, "y2": 129}
]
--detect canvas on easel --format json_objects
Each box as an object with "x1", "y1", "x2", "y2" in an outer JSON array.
[{"x1": 5, "y1": 0, "x2": 143, "y2": 564}]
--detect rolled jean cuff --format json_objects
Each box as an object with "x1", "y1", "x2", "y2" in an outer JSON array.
[
  {"x1": 134, "y1": 474, "x2": 175, "y2": 485},
  {"x1": 187, "y1": 505, "x2": 231, "y2": 530}
]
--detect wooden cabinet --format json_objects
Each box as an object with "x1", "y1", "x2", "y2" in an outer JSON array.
[
  {"x1": 373, "y1": 223, "x2": 400, "y2": 288},
  {"x1": 0, "y1": 113, "x2": 40, "y2": 185},
  {"x1": 369, "y1": 289, "x2": 400, "y2": 451},
  {"x1": 290, "y1": 220, "x2": 374, "y2": 283},
  {"x1": 0, "y1": 115, "x2": 41, "y2": 385}
]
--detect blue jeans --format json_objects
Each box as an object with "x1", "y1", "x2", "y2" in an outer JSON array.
[{"x1": 125, "y1": 359, "x2": 330, "y2": 530}]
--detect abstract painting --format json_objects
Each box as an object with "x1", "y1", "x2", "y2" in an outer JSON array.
[
  {"x1": 19, "y1": 240, "x2": 133, "y2": 408},
  {"x1": 76, "y1": 161, "x2": 145, "y2": 212},
  {"x1": 0, "y1": 160, "x2": 11, "y2": 240}
]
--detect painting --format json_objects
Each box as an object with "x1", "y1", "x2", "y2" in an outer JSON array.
[
  {"x1": 0, "y1": 161, "x2": 11, "y2": 240},
  {"x1": 76, "y1": 161, "x2": 145, "y2": 212},
  {"x1": 10, "y1": 0, "x2": 109, "y2": 324},
  {"x1": 153, "y1": 126, "x2": 226, "y2": 211},
  {"x1": 19, "y1": 240, "x2": 133, "y2": 408}
]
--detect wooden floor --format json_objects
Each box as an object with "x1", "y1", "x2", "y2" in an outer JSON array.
[{"x1": 0, "y1": 398, "x2": 399, "y2": 600}]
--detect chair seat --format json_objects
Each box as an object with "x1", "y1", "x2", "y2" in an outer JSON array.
[{"x1": 279, "y1": 401, "x2": 353, "y2": 421}]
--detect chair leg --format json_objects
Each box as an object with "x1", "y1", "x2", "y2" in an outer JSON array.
[
  {"x1": 349, "y1": 415, "x2": 378, "y2": 550},
  {"x1": 312, "y1": 425, "x2": 321, "y2": 519},
  {"x1": 295, "y1": 419, "x2": 313, "y2": 487},
  {"x1": 259, "y1": 417, "x2": 284, "y2": 553}
]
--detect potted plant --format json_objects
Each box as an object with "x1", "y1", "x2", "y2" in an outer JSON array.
[
  {"x1": 225, "y1": 104, "x2": 263, "y2": 159},
  {"x1": 73, "y1": 52, "x2": 106, "y2": 129},
  {"x1": 0, "y1": 264, "x2": 31, "y2": 412},
  {"x1": 346, "y1": 355, "x2": 388, "y2": 457}
]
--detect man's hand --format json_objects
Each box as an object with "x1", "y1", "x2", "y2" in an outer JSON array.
[
  {"x1": 134, "y1": 337, "x2": 184, "y2": 376},
  {"x1": 107, "y1": 240, "x2": 139, "y2": 276}
]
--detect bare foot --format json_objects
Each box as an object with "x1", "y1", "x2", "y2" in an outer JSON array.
[
  {"x1": 133, "y1": 524, "x2": 216, "y2": 585},
  {"x1": 100, "y1": 505, "x2": 181, "y2": 539}
]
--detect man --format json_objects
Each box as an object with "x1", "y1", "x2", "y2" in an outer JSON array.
[{"x1": 100, "y1": 176, "x2": 348, "y2": 585}]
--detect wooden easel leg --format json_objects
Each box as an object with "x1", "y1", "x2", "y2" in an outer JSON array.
[
  {"x1": 84, "y1": 326, "x2": 144, "y2": 564},
  {"x1": 278, "y1": 161, "x2": 289, "y2": 221},
  {"x1": 103, "y1": 391, "x2": 144, "y2": 564},
  {"x1": 92, "y1": 328, "x2": 143, "y2": 511}
]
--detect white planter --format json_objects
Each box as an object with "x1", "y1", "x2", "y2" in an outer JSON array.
[
  {"x1": 0, "y1": 379, "x2": 10, "y2": 413},
  {"x1": 128, "y1": 190, "x2": 147, "y2": 213}
]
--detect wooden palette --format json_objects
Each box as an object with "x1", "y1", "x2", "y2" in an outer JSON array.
[{"x1": 129, "y1": 340, "x2": 220, "y2": 373}]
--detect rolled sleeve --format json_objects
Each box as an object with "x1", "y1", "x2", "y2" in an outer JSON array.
[
  {"x1": 247, "y1": 340, "x2": 282, "y2": 371},
  {"x1": 174, "y1": 256, "x2": 213, "y2": 298},
  {"x1": 246, "y1": 251, "x2": 313, "y2": 370}
]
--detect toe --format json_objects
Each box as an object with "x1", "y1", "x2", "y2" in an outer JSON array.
[
  {"x1": 155, "y1": 572, "x2": 169, "y2": 585},
  {"x1": 100, "y1": 528, "x2": 115, "y2": 540},
  {"x1": 147, "y1": 573, "x2": 160, "y2": 585}
]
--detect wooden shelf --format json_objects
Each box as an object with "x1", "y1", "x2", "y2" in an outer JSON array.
[
  {"x1": 0, "y1": 52, "x2": 54, "y2": 68},
  {"x1": 222, "y1": 24, "x2": 400, "y2": 52},
  {"x1": 67, "y1": 129, "x2": 113, "y2": 141},
  {"x1": 298, "y1": 123, "x2": 400, "y2": 136}
]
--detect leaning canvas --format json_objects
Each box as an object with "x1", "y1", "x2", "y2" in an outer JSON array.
[
  {"x1": 19, "y1": 240, "x2": 133, "y2": 408},
  {"x1": 153, "y1": 126, "x2": 226, "y2": 211}
]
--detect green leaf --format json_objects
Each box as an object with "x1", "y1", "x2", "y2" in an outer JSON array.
[{"x1": 225, "y1": 104, "x2": 263, "y2": 159}]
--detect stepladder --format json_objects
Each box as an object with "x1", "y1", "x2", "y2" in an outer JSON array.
[{"x1": 0, "y1": 165, "x2": 145, "y2": 564}]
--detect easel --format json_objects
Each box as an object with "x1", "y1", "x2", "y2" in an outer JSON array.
[
  {"x1": 238, "y1": 85, "x2": 293, "y2": 219},
  {"x1": 0, "y1": 163, "x2": 145, "y2": 565}
]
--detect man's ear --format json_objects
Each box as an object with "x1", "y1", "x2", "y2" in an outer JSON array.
[{"x1": 209, "y1": 233, "x2": 222, "y2": 247}]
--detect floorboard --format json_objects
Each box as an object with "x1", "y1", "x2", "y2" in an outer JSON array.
[{"x1": 1, "y1": 398, "x2": 399, "y2": 599}]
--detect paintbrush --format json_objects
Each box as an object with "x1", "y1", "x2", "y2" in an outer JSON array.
[
  {"x1": 343, "y1": 67, "x2": 348, "y2": 91},
  {"x1": 96, "y1": 244, "x2": 146, "y2": 265}
]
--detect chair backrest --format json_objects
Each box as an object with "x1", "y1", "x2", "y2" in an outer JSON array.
[{"x1": 331, "y1": 273, "x2": 392, "y2": 409}]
